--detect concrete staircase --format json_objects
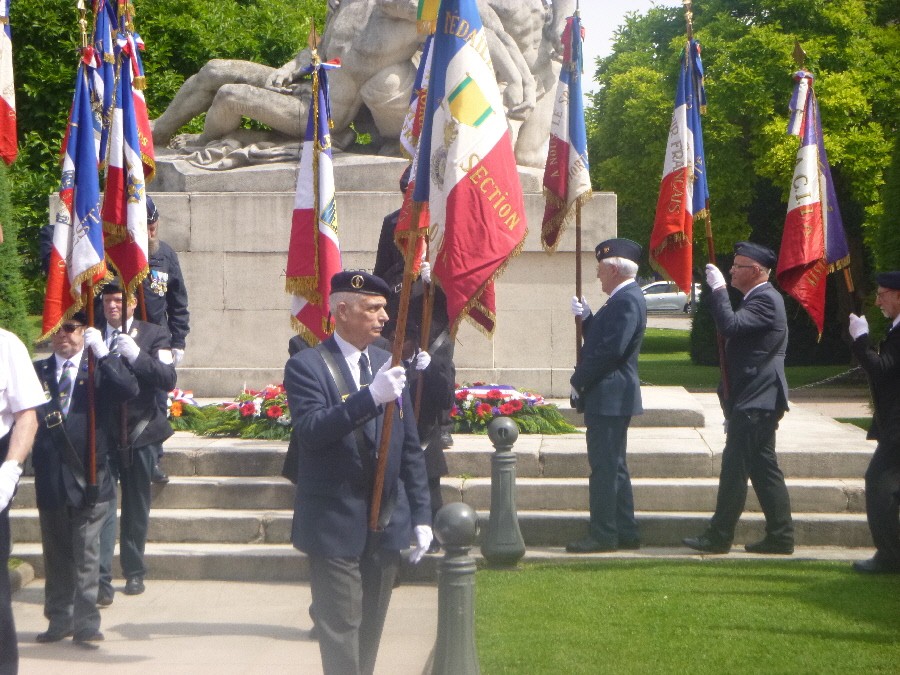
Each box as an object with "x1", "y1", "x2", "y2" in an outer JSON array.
[{"x1": 9, "y1": 391, "x2": 876, "y2": 580}]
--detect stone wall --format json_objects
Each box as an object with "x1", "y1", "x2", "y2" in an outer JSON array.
[{"x1": 151, "y1": 155, "x2": 615, "y2": 397}]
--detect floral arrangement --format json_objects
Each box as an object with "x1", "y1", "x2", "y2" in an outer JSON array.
[
  {"x1": 168, "y1": 384, "x2": 293, "y2": 441},
  {"x1": 452, "y1": 384, "x2": 577, "y2": 434}
]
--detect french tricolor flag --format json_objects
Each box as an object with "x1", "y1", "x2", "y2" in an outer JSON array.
[
  {"x1": 776, "y1": 70, "x2": 850, "y2": 336},
  {"x1": 285, "y1": 57, "x2": 342, "y2": 344},
  {"x1": 650, "y1": 39, "x2": 709, "y2": 295},
  {"x1": 541, "y1": 12, "x2": 592, "y2": 253},
  {"x1": 101, "y1": 32, "x2": 148, "y2": 295},
  {"x1": 0, "y1": 0, "x2": 17, "y2": 165},
  {"x1": 41, "y1": 57, "x2": 106, "y2": 339},
  {"x1": 413, "y1": 0, "x2": 527, "y2": 337}
]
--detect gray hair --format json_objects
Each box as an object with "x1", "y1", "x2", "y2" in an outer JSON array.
[
  {"x1": 600, "y1": 257, "x2": 639, "y2": 279},
  {"x1": 329, "y1": 291, "x2": 360, "y2": 313}
]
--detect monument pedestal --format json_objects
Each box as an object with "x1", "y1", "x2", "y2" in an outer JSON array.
[{"x1": 151, "y1": 152, "x2": 616, "y2": 397}]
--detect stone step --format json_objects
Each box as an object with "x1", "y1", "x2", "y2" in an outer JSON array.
[
  {"x1": 9, "y1": 510, "x2": 872, "y2": 582},
  {"x1": 10, "y1": 475, "x2": 866, "y2": 515}
]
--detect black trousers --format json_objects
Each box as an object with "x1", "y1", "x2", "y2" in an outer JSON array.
[
  {"x1": 709, "y1": 409, "x2": 793, "y2": 544},
  {"x1": 1, "y1": 505, "x2": 17, "y2": 675},
  {"x1": 864, "y1": 442, "x2": 900, "y2": 565},
  {"x1": 308, "y1": 550, "x2": 401, "y2": 675},
  {"x1": 586, "y1": 416, "x2": 638, "y2": 547}
]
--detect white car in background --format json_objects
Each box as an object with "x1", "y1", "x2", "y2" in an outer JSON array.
[{"x1": 641, "y1": 281, "x2": 702, "y2": 313}]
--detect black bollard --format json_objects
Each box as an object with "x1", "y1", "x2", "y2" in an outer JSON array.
[
  {"x1": 479, "y1": 416, "x2": 526, "y2": 568},
  {"x1": 431, "y1": 502, "x2": 480, "y2": 675}
]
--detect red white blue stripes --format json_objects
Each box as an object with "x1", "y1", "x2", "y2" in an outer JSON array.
[{"x1": 0, "y1": 0, "x2": 16, "y2": 165}]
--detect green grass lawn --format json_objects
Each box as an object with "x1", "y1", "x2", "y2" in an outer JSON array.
[
  {"x1": 640, "y1": 328, "x2": 853, "y2": 390},
  {"x1": 476, "y1": 561, "x2": 900, "y2": 674}
]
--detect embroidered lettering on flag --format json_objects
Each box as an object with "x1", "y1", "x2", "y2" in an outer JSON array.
[
  {"x1": 776, "y1": 70, "x2": 850, "y2": 336},
  {"x1": 649, "y1": 39, "x2": 709, "y2": 294},
  {"x1": 412, "y1": 0, "x2": 527, "y2": 338}
]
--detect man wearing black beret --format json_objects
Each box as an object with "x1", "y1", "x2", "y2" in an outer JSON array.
[
  {"x1": 566, "y1": 238, "x2": 646, "y2": 553},
  {"x1": 684, "y1": 242, "x2": 795, "y2": 555},
  {"x1": 847, "y1": 272, "x2": 900, "y2": 573},
  {"x1": 284, "y1": 270, "x2": 432, "y2": 674}
]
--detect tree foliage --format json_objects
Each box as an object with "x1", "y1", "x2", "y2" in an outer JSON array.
[
  {"x1": 7, "y1": 0, "x2": 326, "y2": 313},
  {"x1": 0, "y1": 163, "x2": 33, "y2": 343},
  {"x1": 589, "y1": 0, "x2": 899, "y2": 363}
]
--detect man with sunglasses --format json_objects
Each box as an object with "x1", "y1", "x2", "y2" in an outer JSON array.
[
  {"x1": 1, "y1": 325, "x2": 45, "y2": 672},
  {"x1": 31, "y1": 313, "x2": 139, "y2": 647},
  {"x1": 684, "y1": 241, "x2": 794, "y2": 555},
  {"x1": 847, "y1": 271, "x2": 900, "y2": 574}
]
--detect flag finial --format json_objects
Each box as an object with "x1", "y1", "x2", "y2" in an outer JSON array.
[{"x1": 792, "y1": 40, "x2": 807, "y2": 67}]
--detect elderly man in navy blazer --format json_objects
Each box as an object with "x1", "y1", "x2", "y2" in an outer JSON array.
[
  {"x1": 848, "y1": 271, "x2": 900, "y2": 574},
  {"x1": 684, "y1": 241, "x2": 794, "y2": 555},
  {"x1": 31, "y1": 312, "x2": 139, "y2": 647},
  {"x1": 566, "y1": 238, "x2": 647, "y2": 553},
  {"x1": 284, "y1": 271, "x2": 432, "y2": 675}
]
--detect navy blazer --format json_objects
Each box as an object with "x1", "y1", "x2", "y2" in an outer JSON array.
[
  {"x1": 571, "y1": 280, "x2": 646, "y2": 423},
  {"x1": 32, "y1": 353, "x2": 139, "y2": 510},
  {"x1": 852, "y1": 324, "x2": 900, "y2": 447},
  {"x1": 709, "y1": 282, "x2": 789, "y2": 418},
  {"x1": 96, "y1": 318, "x2": 177, "y2": 448},
  {"x1": 284, "y1": 336, "x2": 431, "y2": 558}
]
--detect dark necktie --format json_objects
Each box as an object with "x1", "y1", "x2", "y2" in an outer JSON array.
[
  {"x1": 58, "y1": 360, "x2": 75, "y2": 417},
  {"x1": 358, "y1": 353, "x2": 372, "y2": 388},
  {"x1": 109, "y1": 328, "x2": 120, "y2": 354}
]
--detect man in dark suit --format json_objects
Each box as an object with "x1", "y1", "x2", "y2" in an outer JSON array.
[
  {"x1": 284, "y1": 271, "x2": 432, "y2": 675},
  {"x1": 847, "y1": 271, "x2": 900, "y2": 574},
  {"x1": 566, "y1": 238, "x2": 646, "y2": 553},
  {"x1": 684, "y1": 241, "x2": 794, "y2": 555},
  {"x1": 31, "y1": 313, "x2": 138, "y2": 647},
  {"x1": 97, "y1": 280, "x2": 177, "y2": 601}
]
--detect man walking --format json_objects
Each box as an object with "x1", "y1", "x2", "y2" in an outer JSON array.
[
  {"x1": 97, "y1": 280, "x2": 177, "y2": 600},
  {"x1": 1, "y1": 325, "x2": 44, "y2": 673},
  {"x1": 31, "y1": 313, "x2": 138, "y2": 647},
  {"x1": 847, "y1": 271, "x2": 900, "y2": 574},
  {"x1": 284, "y1": 271, "x2": 432, "y2": 675},
  {"x1": 684, "y1": 241, "x2": 794, "y2": 555},
  {"x1": 566, "y1": 238, "x2": 646, "y2": 553}
]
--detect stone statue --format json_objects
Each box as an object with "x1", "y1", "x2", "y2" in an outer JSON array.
[{"x1": 151, "y1": 0, "x2": 576, "y2": 169}]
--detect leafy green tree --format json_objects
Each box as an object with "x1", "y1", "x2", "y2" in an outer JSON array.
[
  {"x1": 0, "y1": 163, "x2": 33, "y2": 344},
  {"x1": 590, "y1": 0, "x2": 899, "y2": 364},
  {"x1": 8, "y1": 0, "x2": 326, "y2": 314}
]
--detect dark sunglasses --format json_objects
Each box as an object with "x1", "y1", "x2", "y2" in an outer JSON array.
[{"x1": 60, "y1": 322, "x2": 85, "y2": 334}]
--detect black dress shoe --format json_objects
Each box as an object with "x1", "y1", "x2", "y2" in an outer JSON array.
[
  {"x1": 73, "y1": 631, "x2": 104, "y2": 649},
  {"x1": 852, "y1": 557, "x2": 900, "y2": 574},
  {"x1": 745, "y1": 537, "x2": 794, "y2": 555},
  {"x1": 565, "y1": 537, "x2": 617, "y2": 553},
  {"x1": 96, "y1": 588, "x2": 114, "y2": 607},
  {"x1": 151, "y1": 464, "x2": 169, "y2": 484},
  {"x1": 124, "y1": 576, "x2": 145, "y2": 595},
  {"x1": 683, "y1": 534, "x2": 731, "y2": 554},
  {"x1": 36, "y1": 628, "x2": 73, "y2": 643},
  {"x1": 619, "y1": 539, "x2": 641, "y2": 550},
  {"x1": 427, "y1": 540, "x2": 441, "y2": 554},
  {"x1": 440, "y1": 431, "x2": 454, "y2": 448}
]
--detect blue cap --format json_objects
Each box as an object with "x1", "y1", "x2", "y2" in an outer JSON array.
[
  {"x1": 734, "y1": 241, "x2": 777, "y2": 269},
  {"x1": 876, "y1": 271, "x2": 900, "y2": 290},
  {"x1": 331, "y1": 271, "x2": 391, "y2": 298},
  {"x1": 147, "y1": 196, "x2": 159, "y2": 224},
  {"x1": 595, "y1": 238, "x2": 642, "y2": 264}
]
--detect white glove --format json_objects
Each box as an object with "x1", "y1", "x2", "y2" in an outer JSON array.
[
  {"x1": 706, "y1": 264, "x2": 726, "y2": 291},
  {"x1": 83, "y1": 327, "x2": 109, "y2": 358},
  {"x1": 848, "y1": 313, "x2": 869, "y2": 340},
  {"x1": 409, "y1": 524, "x2": 434, "y2": 564},
  {"x1": 420, "y1": 260, "x2": 432, "y2": 285},
  {"x1": 116, "y1": 333, "x2": 141, "y2": 363},
  {"x1": 413, "y1": 350, "x2": 431, "y2": 370},
  {"x1": 570, "y1": 296, "x2": 591, "y2": 318},
  {"x1": 172, "y1": 348, "x2": 185, "y2": 367},
  {"x1": 0, "y1": 460, "x2": 23, "y2": 511},
  {"x1": 369, "y1": 361, "x2": 406, "y2": 405}
]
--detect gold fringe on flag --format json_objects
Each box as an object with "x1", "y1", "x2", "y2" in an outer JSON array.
[{"x1": 540, "y1": 188, "x2": 593, "y2": 254}]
